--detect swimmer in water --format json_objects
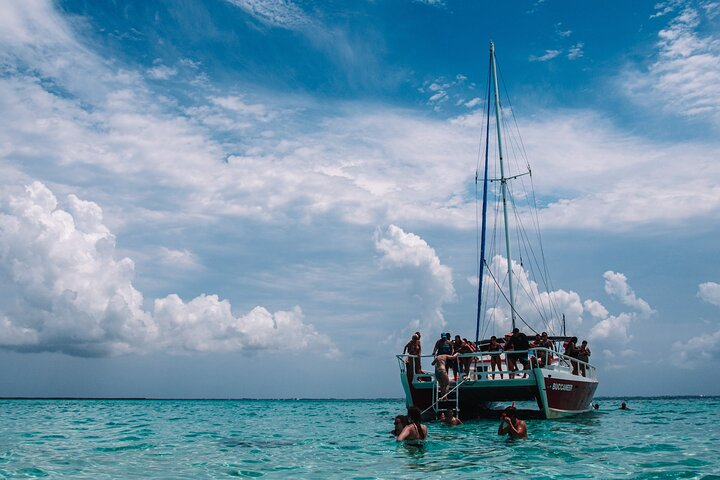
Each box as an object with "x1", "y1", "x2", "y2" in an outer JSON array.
[
  {"x1": 391, "y1": 415, "x2": 409, "y2": 436},
  {"x1": 497, "y1": 406, "x2": 527, "y2": 439},
  {"x1": 396, "y1": 406, "x2": 427, "y2": 443},
  {"x1": 619, "y1": 402, "x2": 630, "y2": 410},
  {"x1": 443, "y1": 409, "x2": 463, "y2": 425}
]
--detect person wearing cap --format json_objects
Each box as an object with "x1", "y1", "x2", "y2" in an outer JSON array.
[
  {"x1": 498, "y1": 405, "x2": 527, "y2": 439},
  {"x1": 433, "y1": 332, "x2": 454, "y2": 356},
  {"x1": 403, "y1": 333, "x2": 422, "y2": 374}
]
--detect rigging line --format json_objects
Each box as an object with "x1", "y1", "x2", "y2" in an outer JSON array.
[
  {"x1": 528, "y1": 173, "x2": 562, "y2": 330},
  {"x1": 483, "y1": 259, "x2": 539, "y2": 335},
  {"x1": 496, "y1": 69, "x2": 561, "y2": 329},
  {"x1": 496, "y1": 69, "x2": 551, "y2": 311},
  {"x1": 498, "y1": 65, "x2": 531, "y2": 166},
  {"x1": 506, "y1": 183, "x2": 552, "y2": 330}
]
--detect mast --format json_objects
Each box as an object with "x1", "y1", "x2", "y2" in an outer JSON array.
[
  {"x1": 474, "y1": 45, "x2": 493, "y2": 345},
  {"x1": 490, "y1": 41, "x2": 517, "y2": 329}
]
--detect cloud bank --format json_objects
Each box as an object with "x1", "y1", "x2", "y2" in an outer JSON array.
[{"x1": 0, "y1": 182, "x2": 334, "y2": 357}]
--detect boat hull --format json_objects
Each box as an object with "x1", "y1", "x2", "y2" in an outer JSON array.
[
  {"x1": 533, "y1": 367, "x2": 598, "y2": 418},
  {"x1": 400, "y1": 362, "x2": 597, "y2": 420}
]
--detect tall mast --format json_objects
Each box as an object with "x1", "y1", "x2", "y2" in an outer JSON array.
[
  {"x1": 490, "y1": 41, "x2": 516, "y2": 329},
  {"x1": 475, "y1": 44, "x2": 493, "y2": 345}
]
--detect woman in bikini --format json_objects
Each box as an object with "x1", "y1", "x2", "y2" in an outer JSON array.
[
  {"x1": 396, "y1": 406, "x2": 427, "y2": 443},
  {"x1": 489, "y1": 336, "x2": 503, "y2": 379}
]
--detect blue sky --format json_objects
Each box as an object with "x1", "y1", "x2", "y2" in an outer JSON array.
[{"x1": 1, "y1": 0, "x2": 719, "y2": 398}]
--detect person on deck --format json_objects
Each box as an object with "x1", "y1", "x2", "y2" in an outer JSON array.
[
  {"x1": 577, "y1": 340, "x2": 591, "y2": 377},
  {"x1": 498, "y1": 405, "x2": 527, "y2": 439},
  {"x1": 396, "y1": 406, "x2": 427, "y2": 443},
  {"x1": 433, "y1": 333, "x2": 453, "y2": 356},
  {"x1": 505, "y1": 328, "x2": 530, "y2": 378},
  {"x1": 452, "y1": 335, "x2": 464, "y2": 379},
  {"x1": 564, "y1": 336, "x2": 579, "y2": 375},
  {"x1": 536, "y1": 332, "x2": 554, "y2": 367},
  {"x1": 457, "y1": 338, "x2": 476, "y2": 378},
  {"x1": 488, "y1": 335, "x2": 504, "y2": 379},
  {"x1": 403, "y1": 334, "x2": 423, "y2": 374}
]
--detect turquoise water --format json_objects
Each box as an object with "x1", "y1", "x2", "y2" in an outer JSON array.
[{"x1": 1, "y1": 397, "x2": 719, "y2": 479}]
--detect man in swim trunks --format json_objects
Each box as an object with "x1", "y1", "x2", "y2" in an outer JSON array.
[{"x1": 497, "y1": 406, "x2": 527, "y2": 439}]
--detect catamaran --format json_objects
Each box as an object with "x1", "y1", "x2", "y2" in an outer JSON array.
[{"x1": 397, "y1": 42, "x2": 598, "y2": 420}]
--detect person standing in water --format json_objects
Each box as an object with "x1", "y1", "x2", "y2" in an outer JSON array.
[
  {"x1": 396, "y1": 406, "x2": 427, "y2": 442},
  {"x1": 497, "y1": 405, "x2": 527, "y2": 439}
]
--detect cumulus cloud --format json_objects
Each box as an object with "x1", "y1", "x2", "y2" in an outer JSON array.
[
  {"x1": 479, "y1": 255, "x2": 584, "y2": 336},
  {"x1": 698, "y1": 281, "x2": 720, "y2": 306},
  {"x1": 603, "y1": 271, "x2": 654, "y2": 316},
  {"x1": 0, "y1": 183, "x2": 335, "y2": 357},
  {"x1": 475, "y1": 258, "x2": 649, "y2": 346},
  {"x1": 587, "y1": 271, "x2": 653, "y2": 342},
  {"x1": 374, "y1": 225, "x2": 455, "y2": 334}
]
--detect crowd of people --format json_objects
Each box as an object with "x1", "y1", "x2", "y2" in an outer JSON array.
[
  {"x1": 562, "y1": 337, "x2": 592, "y2": 376},
  {"x1": 403, "y1": 329, "x2": 593, "y2": 380}
]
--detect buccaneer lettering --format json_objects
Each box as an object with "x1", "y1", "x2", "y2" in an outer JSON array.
[{"x1": 551, "y1": 383, "x2": 573, "y2": 391}]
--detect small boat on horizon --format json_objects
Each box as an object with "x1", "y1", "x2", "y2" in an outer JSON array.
[{"x1": 397, "y1": 42, "x2": 598, "y2": 420}]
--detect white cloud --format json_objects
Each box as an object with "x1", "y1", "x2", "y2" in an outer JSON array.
[
  {"x1": 374, "y1": 225, "x2": 455, "y2": 334},
  {"x1": 414, "y1": 0, "x2": 445, "y2": 6},
  {"x1": 474, "y1": 258, "x2": 648, "y2": 345},
  {"x1": 673, "y1": 280, "x2": 720, "y2": 366},
  {"x1": 529, "y1": 49, "x2": 562, "y2": 62},
  {"x1": 698, "y1": 281, "x2": 720, "y2": 306},
  {"x1": 0, "y1": 182, "x2": 335, "y2": 357},
  {"x1": 674, "y1": 328, "x2": 720, "y2": 366},
  {"x1": 3, "y1": 0, "x2": 720, "y2": 250},
  {"x1": 603, "y1": 271, "x2": 654, "y2": 316},
  {"x1": 587, "y1": 271, "x2": 653, "y2": 343},
  {"x1": 225, "y1": 0, "x2": 310, "y2": 30},
  {"x1": 555, "y1": 23, "x2": 572, "y2": 37},
  {"x1": 147, "y1": 65, "x2": 177, "y2": 80},
  {"x1": 627, "y1": 4, "x2": 720, "y2": 124},
  {"x1": 464, "y1": 97, "x2": 482, "y2": 108},
  {"x1": 567, "y1": 42, "x2": 584, "y2": 60},
  {"x1": 156, "y1": 247, "x2": 200, "y2": 270},
  {"x1": 479, "y1": 255, "x2": 584, "y2": 336}
]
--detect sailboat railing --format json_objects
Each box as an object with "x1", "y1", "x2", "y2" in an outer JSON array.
[{"x1": 397, "y1": 348, "x2": 597, "y2": 382}]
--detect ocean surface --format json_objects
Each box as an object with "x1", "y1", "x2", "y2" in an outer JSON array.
[{"x1": 1, "y1": 397, "x2": 719, "y2": 479}]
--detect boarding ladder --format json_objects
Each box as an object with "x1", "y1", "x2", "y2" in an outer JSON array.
[{"x1": 422, "y1": 376, "x2": 467, "y2": 418}]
